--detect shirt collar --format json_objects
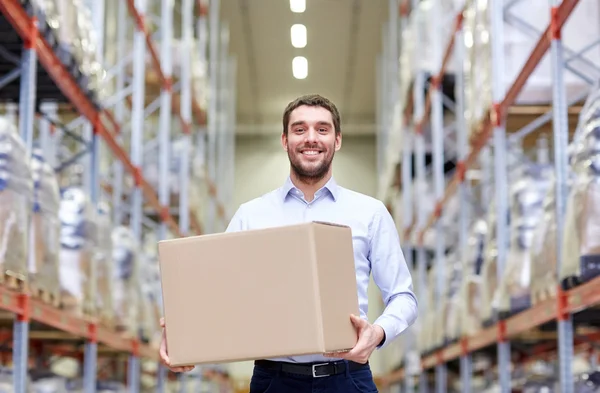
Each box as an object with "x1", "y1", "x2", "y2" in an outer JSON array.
[{"x1": 281, "y1": 176, "x2": 339, "y2": 202}]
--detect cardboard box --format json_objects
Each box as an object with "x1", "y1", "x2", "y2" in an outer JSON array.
[{"x1": 158, "y1": 221, "x2": 360, "y2": 366}]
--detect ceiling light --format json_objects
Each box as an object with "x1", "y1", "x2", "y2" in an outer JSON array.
[
  {"x1": 290, "y1": 0, "x2": 305, "y2": 13},
  {"x1": 290, "y1": 24, "x2": 307, "y2": 48},
  {"x1": 292, "y1": 56, "x2": 308, "y2": 79}
]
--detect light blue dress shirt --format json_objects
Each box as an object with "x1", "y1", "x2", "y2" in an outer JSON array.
[{"x1": 225, "y1": 176, "x2": 418, "y2": 364}]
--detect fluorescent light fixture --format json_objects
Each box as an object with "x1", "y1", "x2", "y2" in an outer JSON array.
[
  {"x1": 290, "y1": 0, "x2": 305, "y2": 13},
  {"x1": 290, "y1": 24, "x2": 307, "y2": 48},
  {"x1": 292, "y1": 56, "x2": 308, "y2": 79}
]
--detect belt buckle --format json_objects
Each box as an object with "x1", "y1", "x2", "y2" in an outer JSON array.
[{"x1": 312, "y1": 363, "x2": 331, "y2": 378}]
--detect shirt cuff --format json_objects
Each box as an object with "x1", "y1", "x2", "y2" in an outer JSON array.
[{"x1": 373, "y1": 314, "x2": 407, "y2": 349}]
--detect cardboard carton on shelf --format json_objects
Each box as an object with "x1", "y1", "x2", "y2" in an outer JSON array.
[{"x1": 158, "y1": 221, "x2": 360, "y2": 367}]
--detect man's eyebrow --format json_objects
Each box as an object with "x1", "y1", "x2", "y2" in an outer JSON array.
[{"x1": 290, "y1": 120, "x2": 333, "y2": 127}]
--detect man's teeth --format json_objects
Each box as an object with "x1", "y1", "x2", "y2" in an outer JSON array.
[{"x1": 303, "y1": 151, "x2": 320, "y2": 155}]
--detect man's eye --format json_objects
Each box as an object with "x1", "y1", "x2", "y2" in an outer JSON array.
[{"x1": 319, "y1": 128, "x2": 327, "y2": 132}]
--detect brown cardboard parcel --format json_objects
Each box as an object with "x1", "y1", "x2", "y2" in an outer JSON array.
[{"x1": 158, "y1": 221, "x2": 361, "y2": 366}]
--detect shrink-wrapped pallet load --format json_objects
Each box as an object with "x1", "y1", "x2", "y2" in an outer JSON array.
[
  {"x1": 58, "y1": 187, "x2": 97, "y2": 316},
  {"x1": 112, "y1": 226, "x2": 140, "y2": 335},
  {"x1": 560, "y1": 87, "x2": 600, "y2": 289},
  {"x1": 459, "y1": 219, "x2": 487, "y2": 337},
  {"x1": 496, "y1": 162, "x2": 552, "y2": 318},
  {"x1": 529, "y1": 177, "x2": 558, "y2": 304},
  {"x1": 29, "y1": 149, "x2": 61, "y2": 306},
  {"x1": 0, "y1": 117, "x2": 32, "y2": 289},
  {"x1": 462, "y1": 0, "x2": 492, "y2": 142},
  {"x1": 94, "y1": 203, "x2": 114, "y2": 327},
  {"x1": 419, "y1": 268, "x2": 437, "y2": 355},
  {"x1": 479, "y1": 202, "x2": 501, "y2": 327},
  {"x1": 138, "y1": 233, "x2": 160, "y2": 343},
  {"x1": 444, "y1": 253, "x2": 463, "y2": 345}
]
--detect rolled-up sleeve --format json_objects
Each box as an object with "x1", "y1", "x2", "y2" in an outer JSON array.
[{"x1": 370, "y1": 202, "x2": 418, "y2": 348}]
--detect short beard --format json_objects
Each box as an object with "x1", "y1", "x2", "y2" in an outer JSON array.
[{"x1": 288, "y1": 151, "x2": 333, "y2": 185}]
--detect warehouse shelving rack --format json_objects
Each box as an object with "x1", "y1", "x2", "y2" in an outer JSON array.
[
  {"x1": 0, "y1": 0, "x2": 235, "y2": 391},
  {"x1": 378, "y1": 0, "x2": 600, "y2": 392}
]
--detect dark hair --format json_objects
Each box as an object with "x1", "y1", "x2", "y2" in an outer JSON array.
[{"x1": 282, "y1": 94, "x2": 341, "y2": 135}]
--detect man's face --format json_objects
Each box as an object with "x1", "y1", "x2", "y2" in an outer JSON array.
[{"x1": 282, "y1": 105, "x2": 341, "y2": 183}]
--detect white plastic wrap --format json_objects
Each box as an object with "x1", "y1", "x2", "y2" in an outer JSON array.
[
  {"x1": 496, "y1": 162, "x2": 552, "y2": 316},
  {"x1": 407, "y1": 0, "x2": 466, "y2": 76},
  {"x1": 94, "y1": 202, "x2": 114, "y2": 326},
  {"x1": 419, "y1": 267, "x2": 438, "y2": 354},
  {"x1": 462, "y1": 0, "x2": 492, "y2": 142},
  {"x1": 31, "y1": 376, "x2": 70, "y2": 393},
  {"x1": 37, "y1": 0, "x2": 105, "y2": 97},
  {"x1": 112, "y1": 226, "x2": 140, "y2": 334},
  {"x1": 58, "y1": 187, "x2": 96, "y2": 315},
  {"x1": 458, "y1": 220, "x2": 488, "y2": 337},
  {"x1": 560, "y1": 89, "x2": 600, "y2": 288},
  {"x1": 444, "y1": 253, "x2": 464, "y2": 344},
  {"x1": 529, "y1": 178, "x2": 558, "y2": 304},
  {"x1": 479, "y1": 201, "x2": 501, "y2": 327},
  {"x1": 29, "y1": 149, "x2": 61, "y2": 302},
  {"x1": 0, "y1": 116, "x2": 33, "y2": 284}
]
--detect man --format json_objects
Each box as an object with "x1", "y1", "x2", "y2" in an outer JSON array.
[{"x1": 159, "y1": 94, "x2": 418, "y2": 392}]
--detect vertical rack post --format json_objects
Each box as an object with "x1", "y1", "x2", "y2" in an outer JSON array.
[
  {"x1": 13, "y1": 296, "x2": 30, "y2": 393},
  {"x1": 156, "y1": 0, "x2": 174, "y2": 386},
  {"x1": 489, "y1": 1, "x2": 510, "y2": 391},
  {"x1": 18, "y1": 9, "x2": 38, "y2": 155},
  {"x1": 206, "y1": 0, "x2": 220, "y2": 234},
  {"x1": 548, "y1": 0, "x2": 574, "y2": 391},
  {"x1": 399, "y1": 3, "x2": 414, "y2": 390},
  {"x1": 410, "y1": 1, "x2": 428, "y2": 390},
  {"x1": 227, "y1": 55, "x2": 237, "y2": 216},
  {"x1": 14, "y1": 8, "x2": 37, "y2": 392},
  {"x1": 196, "y1": 0, "x2": 209, "y2": 224},
  {"x1": 217, "y1": 22, "x2": 229, "y2": 231},
  {"x1": 180, "y1": 0, "x2": 194, "y2": 236},
  {"x1": 453, "y1": 9, "x2": 472, "y2": 393},
  {"x1": 158, "y1": 0, "x2": 174, "y2": 241},
  {"x1": 129, "y1": 0, "x2": 147, "y2": 389},
  {"x1": 429, "y1": 0, "x2": 446, "y2": 390},
  {"x1": 112, "y1": 0, "x2": 128, "y2": 226}
]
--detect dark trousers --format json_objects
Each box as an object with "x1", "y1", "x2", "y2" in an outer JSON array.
[{"x1": 249, "y1": 360, "x2": 379, "y2": 393}]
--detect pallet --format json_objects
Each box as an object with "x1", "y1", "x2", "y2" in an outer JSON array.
[
  {"x1": 531, "y1": 284, "x2": 556, "y2": 306},
  {"x1": 29, "y1": 284, "x2": 61, "y2": 308},
  {"x1": 1, "y1": 272, "x2": 27, "y2": 292}
]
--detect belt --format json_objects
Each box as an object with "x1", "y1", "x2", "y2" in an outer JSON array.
[{"x1": 254, "y1": 359, "x2": 368, "y2": 378}]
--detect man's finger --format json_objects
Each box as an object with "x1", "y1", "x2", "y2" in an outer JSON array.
[{"x1": 350, "y1": 314, "x2": 367, "y2": 330}]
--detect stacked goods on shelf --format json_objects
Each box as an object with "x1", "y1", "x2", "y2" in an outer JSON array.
[
  {"x1": 138, "y1": 233, "x2": 160, "y2": 344},
  {"x1": 443, "y1": 251, "x2": 463, "y2": 345},
  {"x1": 458, "y1": 219, "x2": 487, "y2": 338},
  {"x1": 560, "y1": 84, "x2": 600, "y2": 289},
  {"x1": 462, "y1": 0, "x2": 491, "y2": 141},
  {"x1": 33, "y1": 0, "x2": 105, "y2": 101},
  {"x1": 419, "y1": 267, "x2": 437, "y2": 355},
  {"x1": 529, "y1": 173, "x2": 558, "y2": 304},
  {"x1": 463, "y1": 0, "x2": 600, "y2": 141},
  {"x1": 29, "y1": 148, "x2": 61, "y2": 306},
  {"x1": 478, "y1": 198, "x2": 499, "y2": 328},
  {"x1": 58, "y1": 186, "x2": 97, "y2": 316},
  {"x1": 111, "y1": 226, "x2": 140, "y2": 336},
  {"x1": 95, "y1": 202, "x2": 114, "y2": 328},
  {"x1": 496, "y1": 156, "x2": 552, "y2": 318},
  {"x1": 0, "y1": 116, "x2": 32, "y2": 290}
]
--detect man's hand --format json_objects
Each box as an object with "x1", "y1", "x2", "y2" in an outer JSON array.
[
  {"x1": 159, "y1": 317, "x2": 195, "y2": 373},
  {"x1": 323, "y1": 314, "x2": 385, "y2": 364}
]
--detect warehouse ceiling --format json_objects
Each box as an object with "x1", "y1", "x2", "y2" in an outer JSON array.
[{"x1": 220, "y1": 0, "x2": 388, "y2": 136}]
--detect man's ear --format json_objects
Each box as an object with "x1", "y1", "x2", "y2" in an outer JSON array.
[
  {"x1": 335, "y1": 133, "x2": 342, "y2": 151},
  {"x1": 281, "y1": 132, "x2": 288, "y2": 151}
]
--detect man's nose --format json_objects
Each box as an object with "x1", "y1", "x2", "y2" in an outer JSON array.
[{"x1": 305, "y1": 128, "x2": 318, "y2": 142}]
